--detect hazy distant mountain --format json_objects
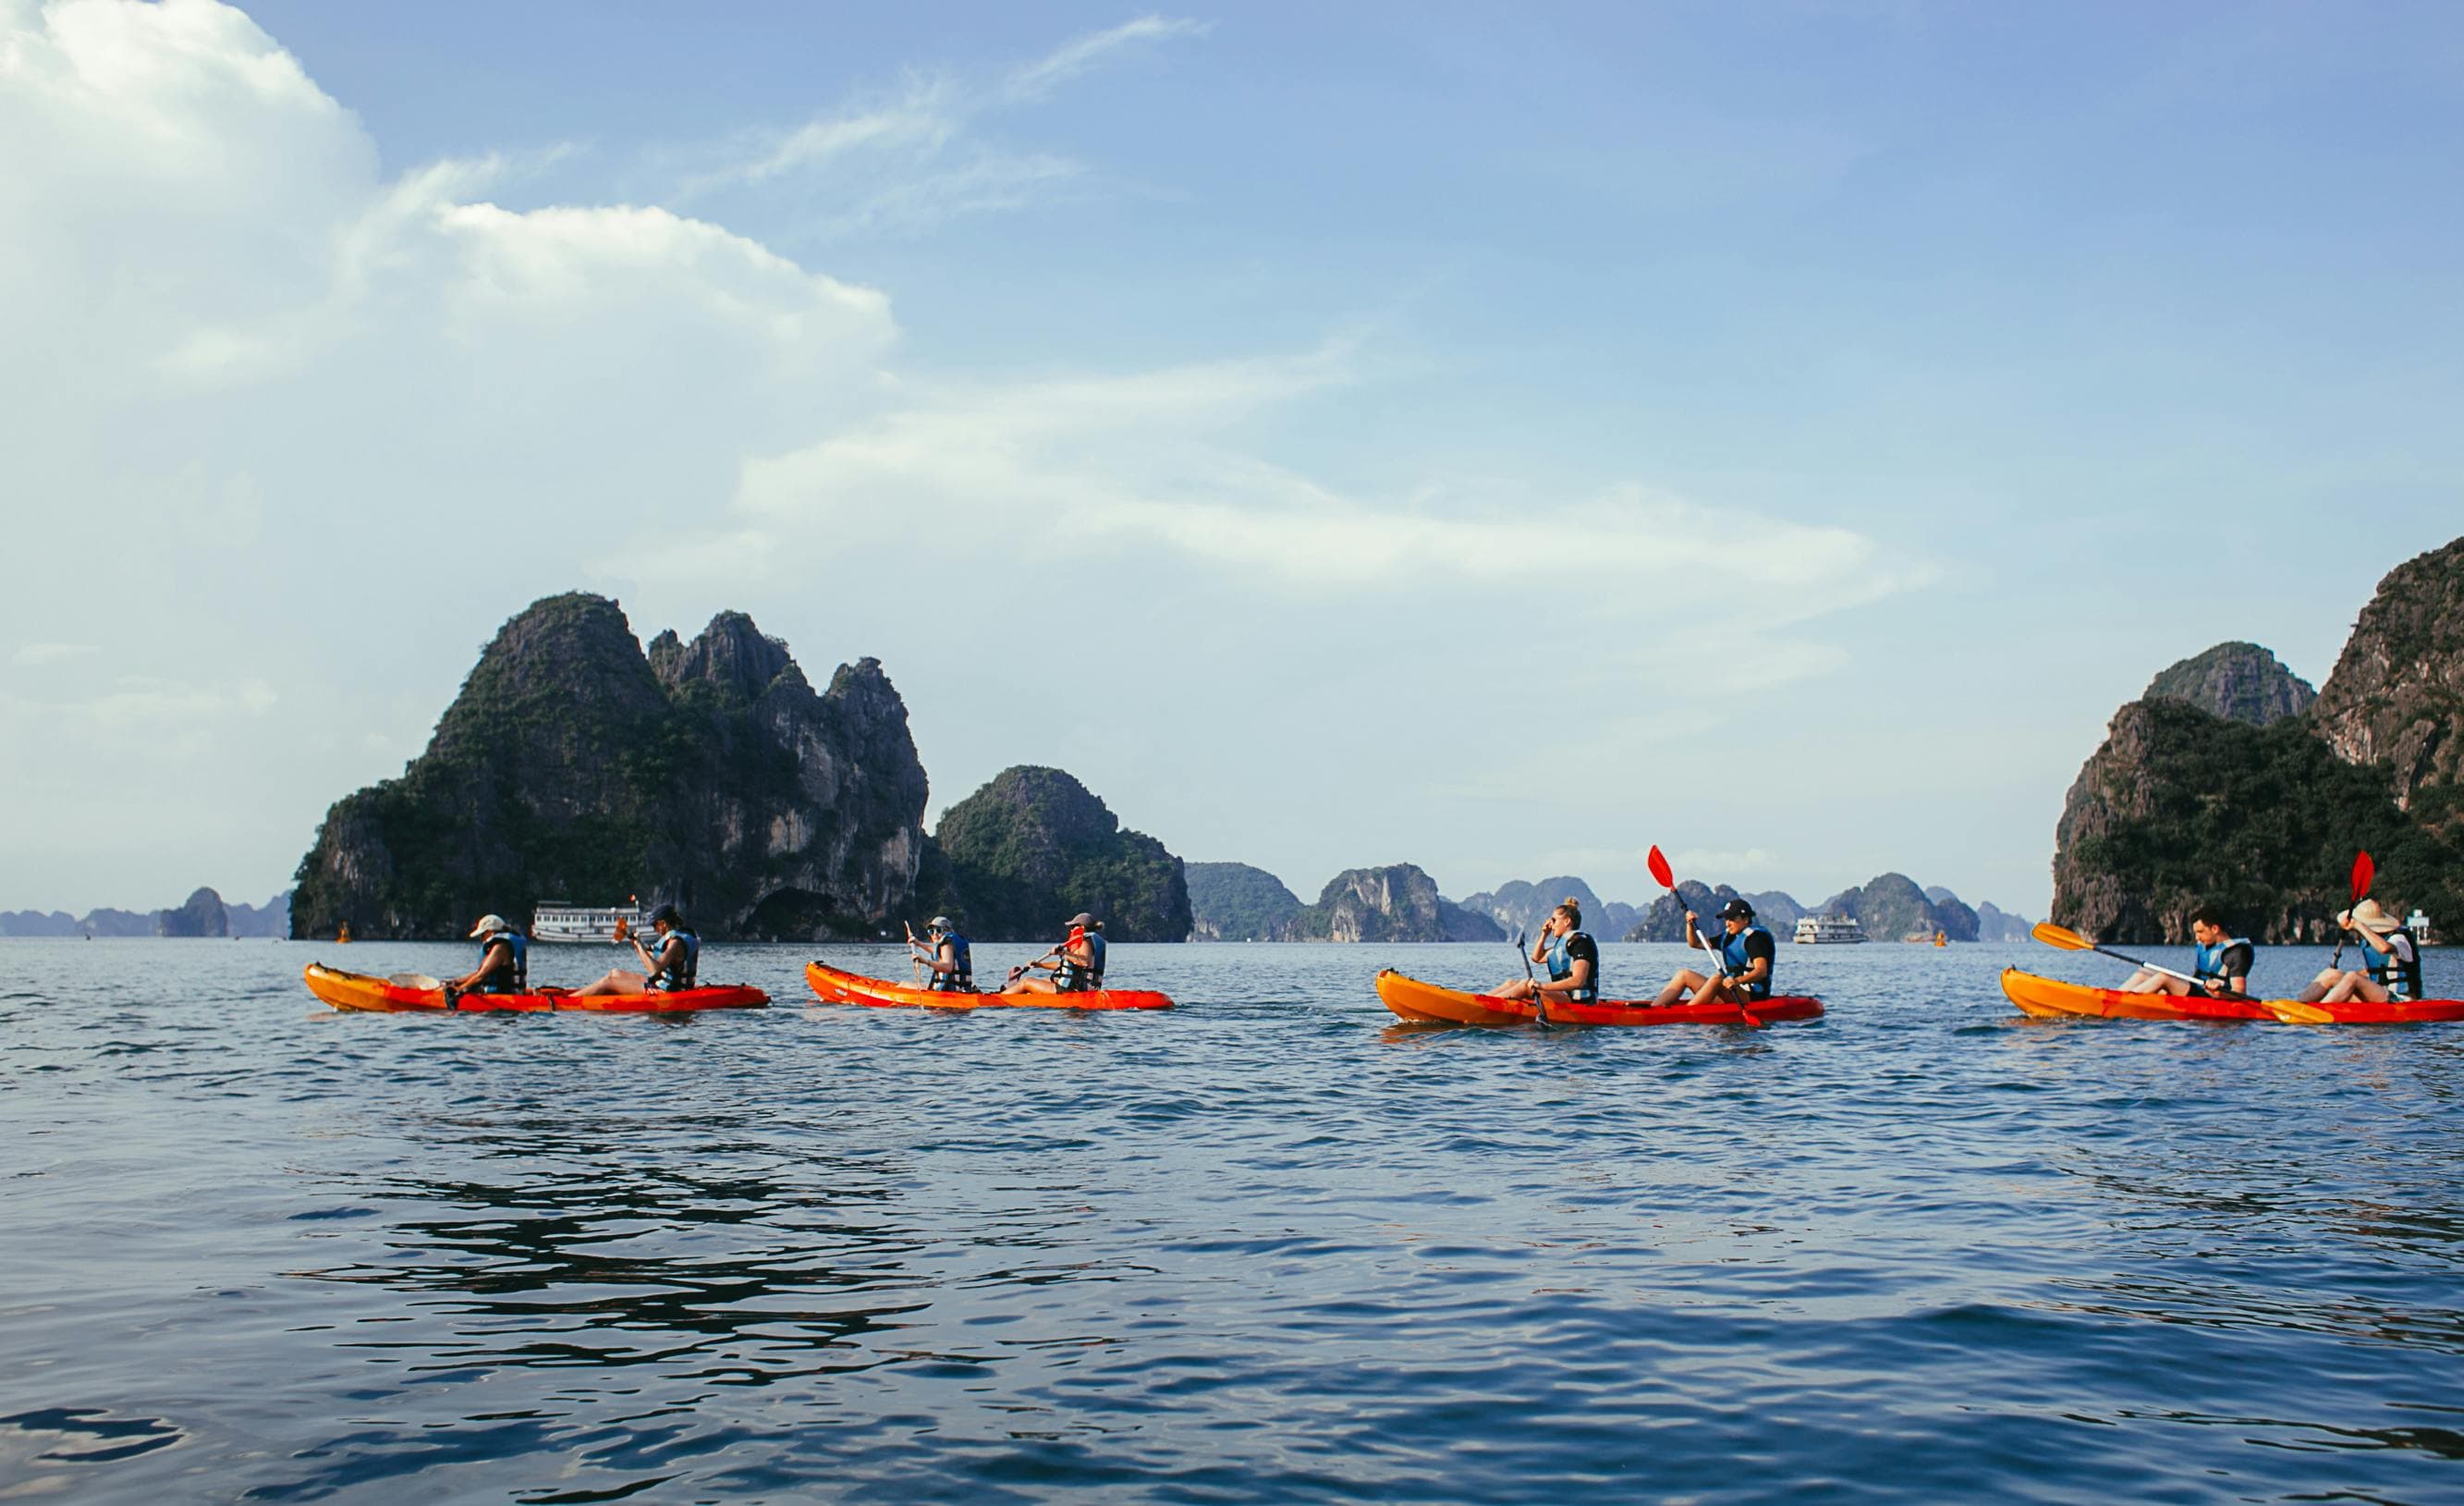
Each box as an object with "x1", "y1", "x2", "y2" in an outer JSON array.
[
  {"x1": 0, "y1": 911, "x2": 81, "y2": 937},
  {"x1": 1187, "y1": 863, "x2": 1303, "y2": 941},
  {"x1": 1974, "y1": 901, "x2": 2034, "y2": 942},
  {"x1": 1457, "y1": 877, "x2": 1639, "y2": 939},
  {"x1": 226, "y1": 892, "x2": 292, "y2": 938}
]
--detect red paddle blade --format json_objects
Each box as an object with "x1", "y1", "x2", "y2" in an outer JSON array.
[
  {"x1": 2351, "y1": 851, "x2": 2374, "y2": 902},
  {"x1": 1647, "y1": 845, "x2": 1676, "y2": 891}
]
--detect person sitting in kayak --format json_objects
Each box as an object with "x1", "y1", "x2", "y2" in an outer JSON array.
[
  {"x1": 909, "y1": 914, "x2": 974, "y2": 993},
  {"x1": 2119, "y1": 907, "x2": 2249, "y2": 997},
  {"x1": 447, "y1": 913, "x2": 528, "y2": 997},
  {"x1": 1006, "y1": 912, "x2": 1105, "y2": 994},
  {"x1": 576, "y1": 902, "x2": 699, "y2": 995},
  {"x1": 1651, "y1": 898, "x2": 1774, "y2": 1007},
  {"x1": 2297, "y1": 900, "x2": 2421, "y2": 1004},
  {"x1": 1491, "y1": 898, "x2": 1599, "y2": 1006}
]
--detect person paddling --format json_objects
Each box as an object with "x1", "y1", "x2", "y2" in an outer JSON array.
[
  {"x1": 2298, "y1": 899, "x2": 2421, "y2": 1004},
  {"x1": 1491, "y1": 898, "x2": 1599, "y2": 1007},
  {"x1": 1652, "y1": 898, "x2": 1773, "y2": 1008},
  {"x1": 2118, "y1": 906, "x2": 2249, "y2": 998},
  {"x1": 1006, "y1": 912, "x2": 1105, "y2": 995},
  {"x1": 576, "y1": 902, "x2": 699, "y2": 996},
  {"x1": 446, "y1": 913, "x2": 528, "y2": 998},
  {"x1": 909, "y1": 915, "x2": 974, "y2": 993}
]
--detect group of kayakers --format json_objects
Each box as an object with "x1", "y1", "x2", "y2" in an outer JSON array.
[
  {"x1": 2116, "y1": 900, "x2": 2423, "y2": 1003},
  {"x1": 1485, "y1": 896, "x2": 1778, "y2": 1010}
]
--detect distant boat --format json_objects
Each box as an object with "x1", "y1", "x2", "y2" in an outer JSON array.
[
  {"x1": 1933, "y1": 929, "x2": 1947, "y2": 948},
  {"x1": 1793, "y1": 915, "x2": 1866, "y2": 945},
  {"x1": 532, "y1": 901, "x2": 643, "y2": 945},
  {"x1": 2410, "y1": 908, "x2": 2437, "y2": 945}
]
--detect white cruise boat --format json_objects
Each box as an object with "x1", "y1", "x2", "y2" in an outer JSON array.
[
  {"x1": 1793, "y1": 914, "x2": 1866, "y2": 945},
  {"x1": 531, "y1": 900, "x2": 644, "y2": 945}
]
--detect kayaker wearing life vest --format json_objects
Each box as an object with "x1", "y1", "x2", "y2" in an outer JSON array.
[
  {"x1": 911, "y1": 915, "x2": 974, "y2": 993},
  {"x1": 2119, "y1": 907, "x2": 2249, "y2": 997},
  {"x1": 1492, "y1": 899, "x2": 1599, "y2": 1005},
  {"x1": 1651, "y1": 898, "x2": 1774, "y2": 1007},
  {"x1": 2297, "y1": 900, "x2": 2422, "y2": 1004},
  {"x1": 447, "y1": 913, "x2": 528, "y2": 996},
  {"x1": 1006, "y1": 912, "x2": 1105, "y2": 995},
  {"x1": 576, "y1": 902, "x2": 700, "y2": 996}
]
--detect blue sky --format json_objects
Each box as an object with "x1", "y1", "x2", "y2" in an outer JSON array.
[{"x1": 5, "y1": 0, "x2": 2460, "y2": 918}]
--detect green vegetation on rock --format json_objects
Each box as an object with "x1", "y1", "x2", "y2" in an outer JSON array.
[
  {"x1": 1822, "y1": 873, "x2": 1978, "y2": 943},
  {"x1": 926, "y1": 766, "x2": 1191, "y2": 942},
  {"x1": 1281, "y1": 864, "x2": 1504, "y2": 943},
  {"x1": 2052, "y1": 697, "x2": 2464, "y2": 943}
]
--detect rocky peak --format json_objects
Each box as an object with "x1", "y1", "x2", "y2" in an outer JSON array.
[
  {"x1": 653, "y1": 611, "x2": 798, "y2": 706},
  {"x1": 1279, "y1": 863, "x2": 1502, "y2": 943},
  {"x1": 926, "y1": 766, "x2": 1190, "y2": 942},
  {"x1": 2143, "y1": 642, "x2": 2316, "y2": 727},
  {"x1": 156, "y1": 886, "x2": 228, "y2": 937},
  {"x1": 2312, "y1": 536, "x2": 2464, "y2": 836}
]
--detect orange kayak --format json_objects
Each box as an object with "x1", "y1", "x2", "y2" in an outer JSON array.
[
  {"x1": 805, "y1": 961, "x2": 1174, "y2": 1011},
  {"x1": 1377, "y1": 969, "x2": 1822, "y2": 1027},
  {"x1": 2001, "y1": 968, "x2": 2464, "y2": 1023},
  {"x1": 304, "y1": 962, "x2": 767, "y2": 1014}
]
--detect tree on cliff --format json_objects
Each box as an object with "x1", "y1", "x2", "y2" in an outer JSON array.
[{"x1": 925, "y1": 766, "x2": 1191, "y2": 942}]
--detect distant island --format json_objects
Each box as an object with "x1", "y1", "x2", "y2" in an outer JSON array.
[{"x1": 0, "y1": 888, "x2": 290, "y2": 938}]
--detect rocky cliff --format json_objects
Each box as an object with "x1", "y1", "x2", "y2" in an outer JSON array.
[
  {"x1": 1456, "y1": 878, "x2": 1639, "y2": 940},
  {"x1": 2145, "y1": 642, "x2": 2317, "y2": 727},
  {"x1": 1973, "y1": 900, "x2": 2033, "y2": 943},
  {"x1": 2050, "y1": 696, "x2": 2464, "y2": 942},
  {"x1": 156, "y1": 887, "x2": 229, "y2": 937},
  {"x1": 291, "y1": 594, "x2": 929, "y2": 940},
  {"x1": 2312, "y1": 537, "x2": 2464, "y2": 838},
  {"x1": 1279, "y1": 864, "x2": 1505, "y2": 943},
  {"x1": 1187, "y1": 862, "x2": 1302, "y2": 941},
  {"x1": 1628, "y1": 881, "x2": 1745, "y2": 942},
  {"x1": 926, "y1": 766, "x2": 1190, "y2": 942}
]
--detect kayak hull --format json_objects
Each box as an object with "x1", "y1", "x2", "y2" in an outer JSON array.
[
  {"x1": 2000, "y1": 968, "x2": 2464, "y2": 1024},
  {"x1": 1376, "y1": 969, "x2": 1822, "y2": 1027},
  {"x1": 304, "y1": 962, "x2": 767, "y2": 1014},
  {"x1": 805, "y1": 961, "x2": 1174, "y2": 1011}
]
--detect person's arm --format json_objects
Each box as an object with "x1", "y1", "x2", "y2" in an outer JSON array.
[
  {"x1": 1540, "y1": 955, "x2": 1592, "y2": 998},
  {"x1": 1683, "y1": 912, "x2": 1702, "y2": 949},
  {"x1": 932, "y1": 940, "x2": 957, "y2": 976},
  {"x1": 2358, "y1": 927, "x2": 2392, "y2": 957},
  {"x1": 2213, "y1": 943, "x2": 2253, "y2": 996},
  {"x1": 1738, "y1": 936, "x2": 1772, "y2": 988}
]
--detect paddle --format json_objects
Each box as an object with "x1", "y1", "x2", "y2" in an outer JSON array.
[
  {"x1": 2029, "y1": 922, "x2": 2255, "y2": 1003},
  {"x1": 2326, "y1": 851, "x2": 2374, "y2": 973},
  {"x1": 1511, "y1": 927, "x2": 1551, "y2": 1027},
  {"x1": 1648, "y1": 845, "x2": 1765, "y2": 1028},
  {"x1": 1005, "y1": 942, "x2": 1067, "y2": 989}
]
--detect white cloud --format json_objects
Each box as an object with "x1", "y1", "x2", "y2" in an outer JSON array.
[
  {"x1": 674, "y1": 14, "x2": 1203, "y2": 235},
  {"x1": 12, "y1": 643, "x2": 98, "y2": 666}
]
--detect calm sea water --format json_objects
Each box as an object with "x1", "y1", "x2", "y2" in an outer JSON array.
[{"x1": 6, "y1": 937, "x2": 2462, "y2": 1504}]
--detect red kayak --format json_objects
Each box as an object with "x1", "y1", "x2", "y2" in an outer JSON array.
[
  {"x1": 305, "y1": 963, "x2": 768, "y2": 1014},
  {"x1": 1377, "y1": 969, "x2": 1822, "y2": 1027}
]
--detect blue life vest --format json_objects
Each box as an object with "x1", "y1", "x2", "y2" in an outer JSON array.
[
  {"x1": 929, "y1": 933, "x2": 974, "y2": 992},
  {"x1": 1544, "y1": 931, "x2": 1599, "y2": 1004},
  {"x1": 1056, "y1": 931, "x2": 1106, "y2": 992},
  {"x1": 2367, "y1": 931, "x2": 2422, "y2": 1001},
  {"x1": 2193, "y1": 937, "x2": 2251, "y2": 988},
  {"x1": 1716, "y1": 924, "x2": 1774, "y2": 1001},
  {"x1": 471, "y1": 930, "x2": 528, "y2": 994},
  {"x1": 651, "y1": 928, "x2": 700, "y2": 991}
]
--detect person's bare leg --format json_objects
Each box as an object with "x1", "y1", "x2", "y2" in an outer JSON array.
[
  {"x1": 1491, "y1": 978, "x2": 1535, "y2": 1000},
  {"x1": 2299, "y1": 969, "x2": 2341, "y2": 1004},
  {"x1": 2120, "y1": 969, "x2": 2164, "y2": 994},
  {"x1": 2156, "y1": 975, "x2": 2193, "y2": 996},
  {"x1": 1006, "y1": 976, "x2": 1058, "y2": 995},
  {"x1": 1653, "y1": 968, "x2": 1707, "y2": 1008},
  {"x1": 574, "y1": 970, "x2": 648, "y2": 998}
]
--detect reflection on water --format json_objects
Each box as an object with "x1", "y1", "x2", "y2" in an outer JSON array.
[{"x1": 4, "y1": 940, "x2": 2464, "y2": 1502}]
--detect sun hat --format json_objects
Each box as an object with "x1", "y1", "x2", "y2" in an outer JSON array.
[
  {"x1": 2345, "y1": 899, "x2": 2400, "y2": 935},
  {"x1": 469, "y1": 914, "x2": 510, "y2": 937}
]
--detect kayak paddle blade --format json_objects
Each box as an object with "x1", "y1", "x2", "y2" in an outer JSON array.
[
  {"x1": 2030, "y1": 922, "x2": 2092, "y2": 952},
  {"x1": 1647, "y1": 845, "x2": 1676, "y2": 892},
  {"x1": 2270, "y1": 999, "x2": 2336, "y2": 1024},
  {"x1": 2350, "y1": 851, "x2": 2374, "y2": 903}
]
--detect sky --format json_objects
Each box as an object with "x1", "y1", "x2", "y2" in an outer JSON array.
[{"x1": 5, "y1": 0, "x2": 2461, "y2": 919}]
